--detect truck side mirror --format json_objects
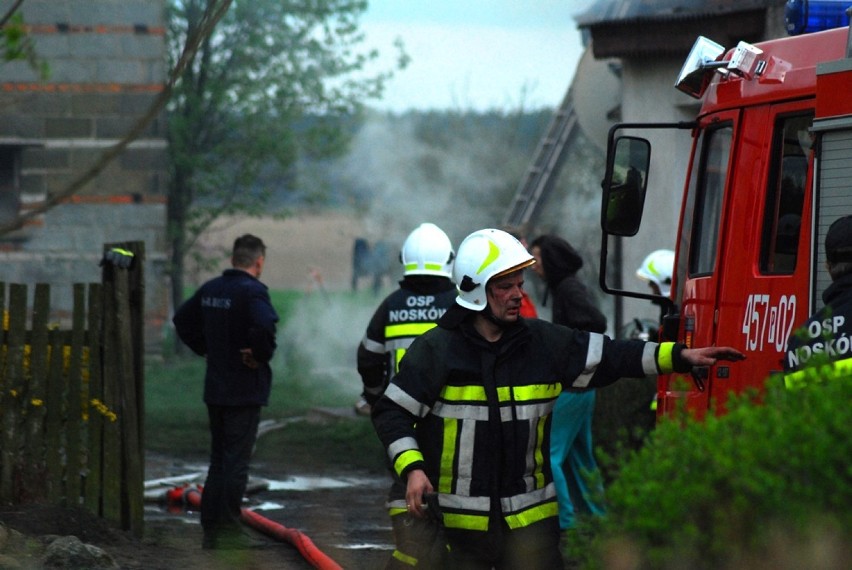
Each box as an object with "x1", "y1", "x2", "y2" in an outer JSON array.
[{"x1": 601, "y1": 136, "x2": 651, "y2": 236}]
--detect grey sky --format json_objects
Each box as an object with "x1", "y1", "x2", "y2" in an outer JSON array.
[{"x1": 360, "y1": 0, "x2": 597, "y2": 112}]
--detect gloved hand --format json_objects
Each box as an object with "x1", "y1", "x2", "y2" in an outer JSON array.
[{"x1": 100, "y1": 247, "x2": 135, "y2": 269}]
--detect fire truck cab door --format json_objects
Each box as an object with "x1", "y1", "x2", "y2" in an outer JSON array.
[
  {"x1": 668, "y1": 109, "x2": 740, "y2": 416},
  {"x1": 670, "y1": 102, "x2": 814, "y2": 416}
]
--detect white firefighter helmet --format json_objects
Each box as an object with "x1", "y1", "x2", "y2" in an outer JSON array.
[
  {"x1": 453, "y1": 228, "x2": 535, "y2": 311},
  {"x1": 400, "y1": 223, "x2": 455, "y2": 278},
  {"x1": 636, "y1": 249, "x2": 675, "y2": 297}
]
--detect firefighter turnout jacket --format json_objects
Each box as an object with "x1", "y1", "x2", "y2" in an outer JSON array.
[
  {"x1": 357, "y1": 276, "x2": 457, "y2": 405},
  {"x1": 173, "y1": 268, "x2": 279, "y2": 406},
  {"x1": 372, "y1": 311, "x2": 685, "y2": 532},
  {"x1": 784, "y1": 273, "x2": 852, "y2": 388}
]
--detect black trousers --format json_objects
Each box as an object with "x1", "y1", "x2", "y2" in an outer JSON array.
[{"x1": 200, "y1": 404, "x2": 261, "y2": 538}]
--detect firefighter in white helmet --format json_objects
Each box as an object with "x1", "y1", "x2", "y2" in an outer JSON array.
[
  {"x1": 636, "y1": 249, "x2": 675, "y2": 298},
  {"x1": 632, "y1": 249, "x2": 675, "y2": 417},
  {"x1": 372, "y1": 228, "x2": 745, "y2": 568},
  {"x1": 357, "y1": 222, "x2": 456, "y2": 410},
  {"x1": 635, "y1": 249, "x2": 676, "y2": 335},
  {"x1": 356, "y1": 222, "x2": 457, "y2": 569}
]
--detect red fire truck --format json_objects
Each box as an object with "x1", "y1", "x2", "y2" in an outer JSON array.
[{"x1": 599, "y1": 19, "x2": 852, "y2": 417}]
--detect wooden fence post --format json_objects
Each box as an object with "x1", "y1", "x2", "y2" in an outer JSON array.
[
  {"x1": 0, "y1": 282, "x2": 8, "y2": 502},
  {"x1": 84, "y1": 283, "x2": 104, "y2": 514},
  {"x1": 45, "y1": 327, "x2": 65, "y2": 504},
  {"x1": 20, "y1": 284, "x2": 50, "y2": 503},
  {"x1": 1, "y1": 285, "x2": 28, "y2": 503},
  {"x1": 101, "y1": 241, "x2": 145, "y2": 537},
  {"x1": 64, "y1": 284, "x2": 87, "y2": 505},
  {"x1": 0, "y1": 281, "x2": 6, "y2": 502}
]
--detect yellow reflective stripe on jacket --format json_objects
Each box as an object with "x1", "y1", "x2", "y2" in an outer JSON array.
[
  {"x1": 439, "y1": 417, "x2": 458, "y2": 494},
  {"x1": 442, "y1": 383, "x2": 562, "y2": 404},
  {"x1": 443, "y1": 512, "x2": 490, "y2": 531},
  {"x1": 385, "y1": 322, "x2": 438, "y2": 339},
  {"x1": 442, "y1": 384, "x2": 487, "y2": 401},
  {"x1": 394, "y1": 448, "x2": 425, "y2": 478},
  {"x1": 499, "y1": 383, "x2": 562, "y2": 402},
  {"x1": 533, "y1": 417, "x2": 546, "y2": 488},
  {"x1": 393, "y1": 347, "x2": 406, "y2": 373},
  {"x1": 441, "y1": 501, "x2": 558, "y2": 531},
  {"x1": 504, "y1": 500, "x2": 559, "y2": 530},
  {"x1": 657, "y1": 342, "x2": 675, "y2": 373},
  {"x1": 784, "y1": 357, "x2": 852, "y2": 390}
]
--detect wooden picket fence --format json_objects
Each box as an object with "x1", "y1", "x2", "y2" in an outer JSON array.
[{"x1": 0, "y1": 241, "x2": 146, "y2": 537}]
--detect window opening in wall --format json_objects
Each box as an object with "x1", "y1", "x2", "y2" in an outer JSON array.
[{"x1": 0, "y1": 146, "x2": 21, "y2": 227}]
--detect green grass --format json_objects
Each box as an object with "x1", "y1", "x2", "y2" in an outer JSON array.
[{"x1": 144, "y1": 357, "x2": 211, "y2": 455}]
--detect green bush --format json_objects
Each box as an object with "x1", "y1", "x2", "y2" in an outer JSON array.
[{"x1": 573, "y1": 376, "x2": 851, "y2": 569}]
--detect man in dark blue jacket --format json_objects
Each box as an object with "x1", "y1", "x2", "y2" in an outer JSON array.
[{"x1": 173, "y1": 234, "x2": 279, "y2": 550}]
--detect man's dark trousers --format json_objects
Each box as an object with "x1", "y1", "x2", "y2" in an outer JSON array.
[{"x1": 201, "y1": 404, "x2": 261, "y2": 541}]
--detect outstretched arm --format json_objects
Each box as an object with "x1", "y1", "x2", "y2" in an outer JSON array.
[{"x1": 681, "y1": 346, "x2": 745, "y2": 367}]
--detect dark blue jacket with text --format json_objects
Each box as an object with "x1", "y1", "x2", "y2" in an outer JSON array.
[{"x1": 173, "y1": 269, "x2": 279, "y2": 406}]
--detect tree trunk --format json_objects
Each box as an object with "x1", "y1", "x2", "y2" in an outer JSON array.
[{"x1": 167, "y1": 168, "x2": 189, "y2": 355}]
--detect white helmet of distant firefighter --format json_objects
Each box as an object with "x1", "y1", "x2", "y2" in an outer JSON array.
[
  {"x1": 400, "y1": 222, "x2": 455, "y2": 278},
  {"x1": 636, "y1": 249, "x2": 675, "y2": 297}
]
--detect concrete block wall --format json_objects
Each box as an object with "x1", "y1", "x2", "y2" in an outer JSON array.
[{"x1": 0, "y1": 0, "x2": 169, "y2": 352}]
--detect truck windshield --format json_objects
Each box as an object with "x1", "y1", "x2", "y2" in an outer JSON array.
[{"x1": 687, "y1": 124, "x2": 733, "y2": 276}]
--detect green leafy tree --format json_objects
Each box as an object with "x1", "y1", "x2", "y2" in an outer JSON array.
[{"x1": 166, "y1": 0, "x2": 402, "y2": 311}]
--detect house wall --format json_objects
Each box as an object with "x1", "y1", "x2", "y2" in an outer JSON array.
[{"x1": 619, "y1": 57, "x2": 701, "y2": 324}]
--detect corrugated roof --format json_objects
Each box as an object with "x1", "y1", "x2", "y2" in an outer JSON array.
[{"x1": 575, "y1": 0, "x2": 783, "y2": 27}]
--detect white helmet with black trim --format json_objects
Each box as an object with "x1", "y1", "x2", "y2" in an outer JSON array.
[
  {"x1": 400, "y1": 223, "x2": 455, "y2": 278},
  {"x1": 452, "y1": 228, "x2": 535, "y2": 311},
  {"x1": 636, "y1": 249, "x2": 675, "y2": 297}
]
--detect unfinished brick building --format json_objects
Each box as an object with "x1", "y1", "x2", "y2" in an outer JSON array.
[{"x1": 0, "y1": 0, "x2": 168, "y2": 350}]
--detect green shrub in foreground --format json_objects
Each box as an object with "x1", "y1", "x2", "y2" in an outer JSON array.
[{"x1": 574, "y1": 376, "x2": 851, "y2": 569}]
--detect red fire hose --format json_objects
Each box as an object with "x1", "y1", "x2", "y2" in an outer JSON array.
[{"x1": 167, "y1": 485, "x2": 343, "y2": 570}]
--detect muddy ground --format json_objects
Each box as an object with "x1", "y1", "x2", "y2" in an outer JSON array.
[{"x1": 0, "y1": 411, "x2": 394, "y2": 570}]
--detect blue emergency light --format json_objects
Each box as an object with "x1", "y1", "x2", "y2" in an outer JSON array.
[{"x1": 786, "y1": 0, "x2": 852, "y2": 35}]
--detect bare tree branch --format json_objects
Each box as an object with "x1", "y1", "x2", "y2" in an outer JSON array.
[{"x1": 0, "y1": 0, "x2": 25, "y2": 28}]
